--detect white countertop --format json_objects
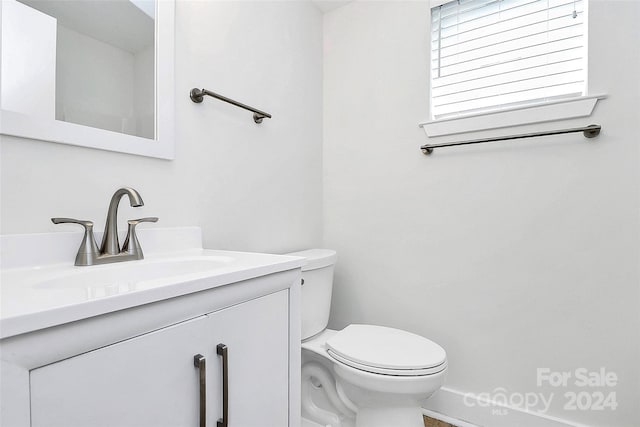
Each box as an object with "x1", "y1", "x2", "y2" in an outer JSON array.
[{"x1": 0, "y1": 227, "x2": 305, "y2": 339}]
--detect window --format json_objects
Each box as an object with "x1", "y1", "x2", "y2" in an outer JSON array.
[{"x1": 430, "y1": 0, "x2": 587, "y2": 119}]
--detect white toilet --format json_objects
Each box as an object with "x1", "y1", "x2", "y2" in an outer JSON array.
[{"x1": 287, "y1": 249, "x2": 447, "y2": 427}]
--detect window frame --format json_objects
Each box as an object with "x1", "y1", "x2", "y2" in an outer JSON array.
[{"x1": 421, "y1": 0, "x2": 603, "y2": 137}]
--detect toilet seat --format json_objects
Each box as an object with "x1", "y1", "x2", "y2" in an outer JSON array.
[
  {"x1": 327, "y1": 350, "x2": 447, "y2": 376},
  {"x1": 326, "y1": 324, "x2": 447, "y2": 376}
]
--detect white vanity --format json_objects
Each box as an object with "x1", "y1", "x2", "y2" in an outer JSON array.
[{"x1": 0, "y1": 227, "x2": 304, "y2": 427}]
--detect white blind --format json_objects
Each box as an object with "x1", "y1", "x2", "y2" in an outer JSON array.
[{"x1": 431, "y1": 0, "x2": 587, "y2": 118}]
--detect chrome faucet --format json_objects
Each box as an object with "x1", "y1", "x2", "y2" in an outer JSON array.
[{"x1": 52, "y1": 187, "x2": 158, "y2": 266}]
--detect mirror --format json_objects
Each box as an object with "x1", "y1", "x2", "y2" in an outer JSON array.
[{"x1": 0, "y1": 0, "x2": 175, "y2": 159}]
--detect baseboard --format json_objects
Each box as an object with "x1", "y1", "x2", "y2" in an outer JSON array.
[{"x1": 422, "y1": 387, "x2": 592, "y2": 427}]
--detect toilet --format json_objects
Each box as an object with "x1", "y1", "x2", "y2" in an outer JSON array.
[{"x1": 286, "y1": 249, "x2": 447, "y2": 427}]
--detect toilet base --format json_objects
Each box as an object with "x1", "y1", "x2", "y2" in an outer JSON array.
[
  {"x1": 354, "y1": 405, "x2": 424, "y2": 427},
  {"x1": 302, "y1": 329, "x2": 445, "y2": 427},
  {"x1": 302, "y1": 417, "x2": 334, "y2": 427}
]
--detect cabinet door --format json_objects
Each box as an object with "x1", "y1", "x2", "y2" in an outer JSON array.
[
  {"x1": 30, "y1": 316, "x2": 209, "y2": 427},
  {"x1": 205, "y1": 290, "x2": 290, "y2": 427},
  {"x1": 29, "y1": 290, "x2": 291, "y2": 427}
]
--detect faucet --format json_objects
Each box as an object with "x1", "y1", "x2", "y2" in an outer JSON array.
[
  {"x1": 101, "y1": 187, "x2": 144, "y2": 255},
  {"x1": 52, "y1": 187, "x2": 158, "y2": 266}
]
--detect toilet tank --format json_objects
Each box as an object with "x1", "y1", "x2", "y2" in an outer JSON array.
[{"x1": 286, "y1": 249, "x2": 337, "y2": 340}]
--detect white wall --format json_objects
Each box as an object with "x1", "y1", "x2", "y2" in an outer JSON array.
[
  {"x1": 323, "y1": 1, "x2": 639, "y2": 427},
  {"x1": 0, "y1": 0, "x2": 323, "y2": 255}
]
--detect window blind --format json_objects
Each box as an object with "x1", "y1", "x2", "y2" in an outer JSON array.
[{"x1": 431, "y1": 0, "x2": 586, "y2": 118}]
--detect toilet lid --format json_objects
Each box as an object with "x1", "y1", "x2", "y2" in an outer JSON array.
[{"x1": 326, "y1": 325, "x2": 447, "y2": 376}]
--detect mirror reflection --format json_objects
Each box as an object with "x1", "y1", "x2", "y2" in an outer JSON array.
[{"x1": 1, "y1": 0, "x2": 155, "y2": 139}]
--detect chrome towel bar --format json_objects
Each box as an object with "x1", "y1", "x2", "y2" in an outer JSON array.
[
  {"x1": 421, "y1": 124, "x2": 601, "y2": 155},
  {"x1": 190, "y1": 88, "x2": 272, "y2": 124}
]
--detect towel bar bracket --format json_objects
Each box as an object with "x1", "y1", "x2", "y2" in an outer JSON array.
[
  {"x1": 190, "y1": 88, "x2": 206, "y2": 104},
  {"x1": 583, "y1": 125, "x2": 601, "y2": 138}
]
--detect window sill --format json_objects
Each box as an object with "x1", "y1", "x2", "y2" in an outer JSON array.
[{"x1": 419, "y1": 95, "x2": 607, "y2": 138}]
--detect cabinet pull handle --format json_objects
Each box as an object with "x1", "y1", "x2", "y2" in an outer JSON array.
[
  {"x1": 194, "y1": 354, "x2": 206, "y2": 427},
  {"x1": 216, "y1": 344, "x2": 229, "y2": 427}
]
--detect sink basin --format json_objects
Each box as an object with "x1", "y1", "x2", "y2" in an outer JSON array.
[
  {"x1": 33, "y1": 255, "x2": 235, "y2": 291},
  {"x1": 1, "y1": 251, "x2": 240, "y2": 307}
]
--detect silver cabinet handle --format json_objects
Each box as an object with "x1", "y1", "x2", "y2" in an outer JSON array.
[
  {"x1": 194, "y1": 354, "x2": 206, "y2": 427},
  {"x1": 216, "y1": 344, "x2": 228, "y2": 427}
]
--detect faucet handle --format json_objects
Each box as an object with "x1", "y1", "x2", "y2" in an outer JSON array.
[
  {"x1": 127, "y1": 217, "x2": 159, "y2": 226},
  {"x1": 122, "y1": 217, "x2": 158, "y2": 259},
  {"x1": 51, "y1": 218, "x2": 100, "y2": 266},
  {"x1": 52, "y1": 217, "x2": 94, "y2": 227}
]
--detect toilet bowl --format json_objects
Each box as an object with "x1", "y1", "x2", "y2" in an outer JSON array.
[{"x1": 287, "y1": 249, "x2": 447, "y2": 427}]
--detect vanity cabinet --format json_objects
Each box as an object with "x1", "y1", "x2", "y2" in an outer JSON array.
[
  {"x1": 29, "y1": 290, "x2": 290, "y2": 427},
  {"x1": 1, "y1": 229, "x2": 303, "y2": 427}
]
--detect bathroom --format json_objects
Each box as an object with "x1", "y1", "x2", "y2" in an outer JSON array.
[{"x1": 0, "y1": 0, "x2": 638, "y2": 426}]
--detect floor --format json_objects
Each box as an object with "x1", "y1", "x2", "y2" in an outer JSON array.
[{"x1": 423, "y1": 415, "x2": 457, "y2": 427}]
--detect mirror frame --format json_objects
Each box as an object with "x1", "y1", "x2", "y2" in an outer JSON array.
[{"x1": 0, "y1": 0, "x2": 175, "y2": 160}]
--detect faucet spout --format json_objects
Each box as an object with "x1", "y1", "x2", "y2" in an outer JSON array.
[{"x1": 101, "y1": 187, "x2": 144, "y2": 255}]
